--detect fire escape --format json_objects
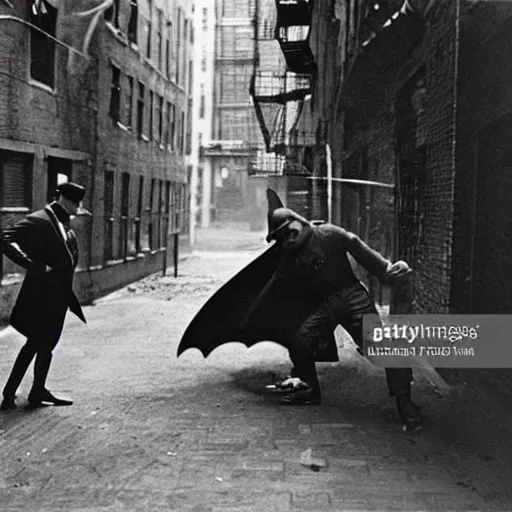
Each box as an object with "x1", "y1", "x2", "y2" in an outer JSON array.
[
  {"x1": 275, "y1": 0, "x2": 315, "y2": 75},
  {"x1": 249, "y1": 0, "x2": 316, "y2": 177}
]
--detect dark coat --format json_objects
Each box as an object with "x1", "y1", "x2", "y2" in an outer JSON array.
[
  {"x1": 2, "y1": 205, "x2": 86, "y2": 340},
  {"x1": 178, "y1": 223, "x2": 390, "y2": 360}
]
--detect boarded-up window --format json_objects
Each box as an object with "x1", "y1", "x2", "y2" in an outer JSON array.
[{"x1": 1, "y1": 151, "x2": 33, "y2": 209}]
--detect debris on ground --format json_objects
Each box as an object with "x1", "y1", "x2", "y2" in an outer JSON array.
[{"x1": 300, "y1": 448, "x2": 327, "y2": 471}]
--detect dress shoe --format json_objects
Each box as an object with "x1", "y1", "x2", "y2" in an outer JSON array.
[
  {"x1": 280, "y1": 388, "x2": 321, "y2": 405},
  {"x1": 0, "y1": 396, "x2": 17, "y2": 411},
  {"x1": 396, "y1": 394, "x2": 423, "y2": 433},
  {"x1": 28, "y1": 389, "x2": 73, "y2": 407}
]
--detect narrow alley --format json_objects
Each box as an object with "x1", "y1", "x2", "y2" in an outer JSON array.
[{"x1": 1, "y1": 225, "x2": 512, "y2": 512}]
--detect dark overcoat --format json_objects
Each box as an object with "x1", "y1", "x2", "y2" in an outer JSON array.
[{"x1": 2, "y1": 205, "x2": 86, "y2": 341}]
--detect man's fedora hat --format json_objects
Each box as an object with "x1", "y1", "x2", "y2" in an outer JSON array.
[{"x1": 56, "y1": 182, "x2": 85, "y2": 204}]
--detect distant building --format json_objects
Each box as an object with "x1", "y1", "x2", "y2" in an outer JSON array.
[
  {"x1": 189, "y1": 0, "x2": 216, "y2": 241},
  {"x1": 0, "y1": 0, "x2": 194, "y2": 321}
]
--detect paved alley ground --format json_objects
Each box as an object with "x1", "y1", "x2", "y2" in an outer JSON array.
[{"x1": 1, "y1": 224, "x2": 512, "y2": 511}]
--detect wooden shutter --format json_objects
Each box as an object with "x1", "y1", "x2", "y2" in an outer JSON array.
[{"x1": 1, "y1": 151, "x2": 32, "y2": 208}]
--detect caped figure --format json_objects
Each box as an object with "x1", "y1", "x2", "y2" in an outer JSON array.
[
  {"x1": 0, "y1": 182, "x2": 87, "y2": 411},
  {"x1": 178, "y1": 188, "x2": 423, "y2": 433}
]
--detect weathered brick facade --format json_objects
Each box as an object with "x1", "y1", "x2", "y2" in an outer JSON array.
[
  {"x1": 304, "y1": 0, "x2": 512, "y2": 314},
  {"x1": 0, "y1": 0, "x2": 192, "y2": 322},
  {"x1": 304, "y1": 0, "x2": 457, "y2": 313}
]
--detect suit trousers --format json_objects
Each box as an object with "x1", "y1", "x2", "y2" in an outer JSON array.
[{"x1": 288, "y1": 282, "x2": 413, "y2": 397}]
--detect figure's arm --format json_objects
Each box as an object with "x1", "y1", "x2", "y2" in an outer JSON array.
[
  {"x1": 2, "y1": 218, "x2": 46, "y2": 272},
  {"x1": 343, "y1": 230, "x2": 390, "y2": 276},
  {"x1": 342, "y1": 229, "x2": 411, "y2": 279}
]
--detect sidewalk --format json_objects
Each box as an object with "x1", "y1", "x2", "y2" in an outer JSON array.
[{"x1": 1, "y1": 229, "x2": 512, "y2": 511}]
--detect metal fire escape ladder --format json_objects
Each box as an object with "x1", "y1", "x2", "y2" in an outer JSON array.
[{"x1": 250, "y1": 0, "x2": 316, "y2": 163}]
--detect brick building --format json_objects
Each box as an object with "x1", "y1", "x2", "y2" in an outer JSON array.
[
  {"x1": 0, "y1": 0, "x2": 193, "y2": 321},
  {"x1": 299, "y1": 0, "x2": 512, "y2": 314},
  {"x1": 198, "y1": 0, "x2": 265, "y2": 226}
]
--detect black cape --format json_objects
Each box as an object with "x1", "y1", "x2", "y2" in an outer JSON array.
[{"x1": 177, "y1": 244, "x2": 336, "y2": 359}]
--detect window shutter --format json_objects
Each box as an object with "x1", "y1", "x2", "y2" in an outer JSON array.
[{"x1": 1, "y1": 151, "x2": 32, "y2": 208}]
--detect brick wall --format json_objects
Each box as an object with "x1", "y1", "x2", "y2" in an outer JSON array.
[
  {"x1": 413, "y1": 0, "x2": 458, "y2": 313},
  {"x1": 0, "y1": 0, "x2": 193, "y2": 321},
  {"x1": 0, "y1": 1, "x2": 96, "y2": 149},
  {"x1": 309, "y1": 0, "x2": 459, "y2": 313}
]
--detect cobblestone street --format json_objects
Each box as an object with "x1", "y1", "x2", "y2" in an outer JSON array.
[{"x1": 1, "y1": 225, "x2": 512, "y2": 511}]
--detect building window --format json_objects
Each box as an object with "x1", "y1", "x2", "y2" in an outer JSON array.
[
  {"x1": 120, "y1": 172, "x2": 130, "y2": 258},
  {"x1": 179, "y1": 111, "x2": 185, "y2": 154},
  {"x1": 202, "y1": 7, "x2": 207, "y2": 31},
  {"x1": 156, "y1": 9, "x2": 163, "y2": 70},
  {"x1": 183, "y1": 20, "x2": 188, "y2": 87},
  {"x1": 148, "y1": 178, "x2": 156, "y2": 249},
  {"x1": 175, "y1": 110, "x2": 181, "y2": 154},
  {"x1": 167, "y1": 102, "x2": 175, "y2": 150},
  {"x1": 165, "y1": 180, "x2": 171, "y2": 216},
  {"x1": 222, "y1": 0, "x2": 252, "y2": 17},
  {"x1": 199, "y1": 84, "x2": 205, "y2": 118},
  {"x1": 157, "y1": 95, "x2": 164, "y2": 143},
  {"x1": 166, "y1": 23, "x2": 172, "y2": 79},
  {"x1": 0, "y1": 150, "x2": 33, "y2": 209},
  {"x1": 125, "y1": 76, "x2": 134, "y2": 128},
  {"x1": 29, "y1": 0, "x2": 57, "y2": 89},
  {"x1": 109, "y1": 65, "x2": 121, "y2": 123},
  {"x1": 158, "y1": 179, "x2": 164, "y2": 247},
  {"x1": 148, "y1": 90, "x2": 154, "y2": 140},
  {"x1": 188, "y1": 59, "x2": 193, "y2": 96},
  {"x1": 186, "y1": 104, "x2": 192, "y2": 155},
  {"x1": 171, "y1": 182, "x2": 185, "y2": 232},
  {"x1": 198, "y1": 133, "x2": 204, "y2": 161},
  {"x1": 135, "y1": 175, "x2": 143, "y2": 252},
  {"x1": 137, "y1": 82, "x2": 145, "y2": 138},
  {"x1": 201, "y1": 46, "x2": 207, "y2": 72},
  {"x1": 104, "y1": 170, "x2": 115, "y2": 261},
  {"x1": 104, "y1": 0, "x2": 120, "y2": 28},
  {"x1": 146, "y1": 0, "x2": 152, "y2": 59},
  {"x1": 128, "y1": 0, "x2": 138, "y2": 44},
  {"x1": 176, "y1": 8, "x2": 181, "y2": 85}
]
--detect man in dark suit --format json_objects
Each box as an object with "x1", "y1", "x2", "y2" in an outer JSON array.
[{"x1": 0, "y1": 182, "x2": 87, "y2": 411}]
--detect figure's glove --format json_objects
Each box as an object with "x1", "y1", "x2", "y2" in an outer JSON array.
[{"x1": 385, "y1": 260, "x2": 412, "y2": 279}]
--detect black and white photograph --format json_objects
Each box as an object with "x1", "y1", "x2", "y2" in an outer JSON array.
[{"x1": 1, "y1": 0, "x2": 512, "y2": 510}]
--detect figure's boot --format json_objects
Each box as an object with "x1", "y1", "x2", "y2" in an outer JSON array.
[
  {"x1": 280, "y1": 363, "x2": 321, "y2": 405},
  {"x1": 1, "y1": 344, "x2": 35, "y2": 411},
  {"x1": 396, "y1": 393, "x2": 423, "y2": 433}
]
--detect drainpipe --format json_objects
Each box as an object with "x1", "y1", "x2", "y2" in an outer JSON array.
[{"x1": 325, "y1": 142, "x2": 332, "y2": 223}]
